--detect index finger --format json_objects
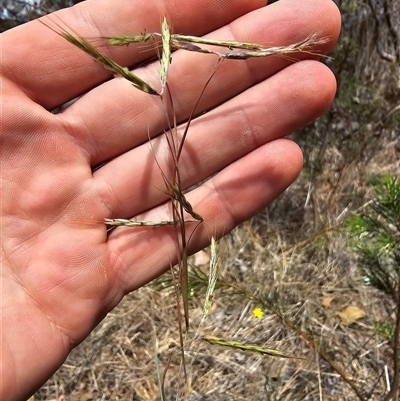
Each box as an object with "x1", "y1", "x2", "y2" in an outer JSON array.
[{"x1": 1, "y1": 0, "x2": 265, "y2": 109}]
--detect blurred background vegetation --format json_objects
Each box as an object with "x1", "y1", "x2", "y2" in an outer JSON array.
[{"x1": 3, "y1": 0, "x2": 399, "y2": 400}]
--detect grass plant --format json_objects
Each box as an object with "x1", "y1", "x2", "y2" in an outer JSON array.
[
  {"x1": 39, "y1": 11, "x2": 325, "y2": 321},
  {"x1": 38, "y1": 14, "x2": 329, "y2": 399}
]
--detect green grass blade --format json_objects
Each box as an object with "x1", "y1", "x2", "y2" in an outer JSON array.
[
  {"x1": 40, "y1": 19, "x2": 159, "y2": 96},
  {"x1": 107, "y1": 33, "x2": 154, "y2": 46},
  {"x1": 63, "y1": 33, "x2": 159, "y2": 95},
  {"x1": 160, "y1": 17, "x2": 171, "y2": 95},
  {"x1": 202, "y1": 237, "x2": 218, "y2": 319},
  {"x1": 203, "y1": 335, "x2": 294, "y2": 358},
  {"x1": 153, "y1": 338, "x2": 166, "y2": 401}
]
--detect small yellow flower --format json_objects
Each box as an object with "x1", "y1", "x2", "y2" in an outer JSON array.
[{"x1": 252, "y1": 307, "x2": 264, "y2": 319}]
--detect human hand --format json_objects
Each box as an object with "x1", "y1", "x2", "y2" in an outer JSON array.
[{"x1": 1, "y1": 0, "x2": 340, "y2": 399}]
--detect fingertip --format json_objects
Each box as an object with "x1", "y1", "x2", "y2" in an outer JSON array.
[
  {"x1": 258, "y1": 138, "x2": 304, "y2": 197},
  {"x1": 292, "y1": 60, "x2": 337, "y2": 118}
]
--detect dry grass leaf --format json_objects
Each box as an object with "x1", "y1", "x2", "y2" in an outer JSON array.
[
  {"x1": 322, "y1": 295, "x2": 335, "y2": 307},
  {"x1": 336, "y1": 306, "x2": 366, "y2": 325}
]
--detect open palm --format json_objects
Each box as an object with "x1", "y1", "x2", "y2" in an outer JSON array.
[{"x1": 0, "y1": 0, "x2": 340, "y2": 399}]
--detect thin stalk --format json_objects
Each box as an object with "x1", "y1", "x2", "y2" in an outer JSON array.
[{"x1": 177, "y1": 57, "x2": 224, "y2": 162}]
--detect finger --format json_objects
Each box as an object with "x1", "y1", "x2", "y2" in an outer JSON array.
[
  {"x1": 1, "y1": 0, "x2": 265, "y2": 109},
  {"x1": 59, "y1": 0, "x2": 340, "y2": 165},
  {"x1": 107, "y1": 137, "x2": 302, "y2": 291},
  {"x1": 94, "y1": 60, "x2": 336, "y2": 219}
]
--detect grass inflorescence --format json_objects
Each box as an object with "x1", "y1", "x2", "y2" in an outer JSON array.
[{"x1": 38, "y1": 13, "x2": 340, "y2": 401}]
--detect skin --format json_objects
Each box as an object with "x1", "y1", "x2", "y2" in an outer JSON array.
[{"x1": 0, "y1": 0, "x2": 341, "y2": 399}]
